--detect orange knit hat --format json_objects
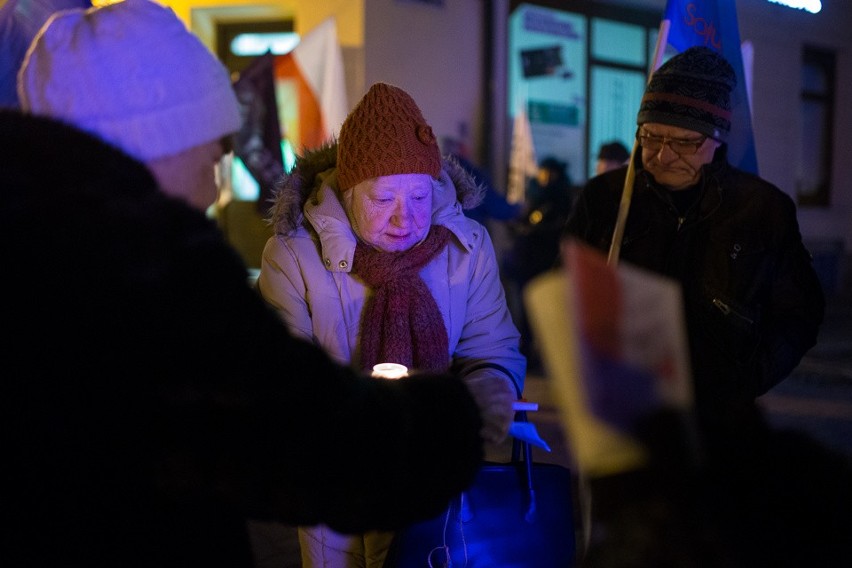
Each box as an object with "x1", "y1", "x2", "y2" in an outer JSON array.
[{"x1": 337, "y1": 82, "x2": 441, "y2": 191}]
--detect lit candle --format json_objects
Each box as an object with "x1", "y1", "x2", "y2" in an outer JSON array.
[{"x1": 372, "y1": 363, "x2": 408, "y2": 379}]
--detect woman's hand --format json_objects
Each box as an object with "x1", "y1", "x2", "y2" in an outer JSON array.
[{"x1": 462, "y1": 373, "x2": 517, "y2": 444}]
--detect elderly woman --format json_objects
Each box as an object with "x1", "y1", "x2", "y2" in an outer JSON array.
[{"x1": 257, "y1": 82, "x2": 525, "y2": 567}]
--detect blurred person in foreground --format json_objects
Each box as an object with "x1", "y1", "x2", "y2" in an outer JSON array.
[
  {"x1": 564, "y1": 46, "x2": 838, "y2": 565},
  {"x1": 594, "y1": 140, "x2": 630, "y2": 175},
  {"x1": 5, "y1": 1, "x2": 490, "y2": 565},
  {"x1": 257, "y1": 81, "x2": 524, "y2": 567},
  {"x1": 17, "y1": 0, "x2": 230, "y2": 211}
]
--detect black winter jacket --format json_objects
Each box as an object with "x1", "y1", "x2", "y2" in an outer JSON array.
[
  {"x1": 1, "y1": 110, "x2": 483, "y2": 567},
  {"x1": 564, "y1": 147, "x2": 825, "y2": 420}
]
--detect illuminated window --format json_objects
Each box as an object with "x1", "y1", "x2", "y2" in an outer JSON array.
[
  {"x1": 509, "y1": 2, "x2": 658, "y2": 182},
  {"x1": 230, "y1": 32, "x2": 300, "y2": 57},
  {"x1": 216, "y1": 19, "x2": 295, "y2": 76}
]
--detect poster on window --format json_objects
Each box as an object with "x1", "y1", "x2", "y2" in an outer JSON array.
[{"x1": 509, "y1": 5, "x2": 586, "y2": 187}]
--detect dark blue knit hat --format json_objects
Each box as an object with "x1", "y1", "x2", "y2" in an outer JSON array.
[{"x1": 637, "y1": 46, "x2": 736, "y2": 140}]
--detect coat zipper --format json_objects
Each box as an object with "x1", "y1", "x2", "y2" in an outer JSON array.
[{"x1": 712, "y1": 298, "x2": 754, "y2": 325}]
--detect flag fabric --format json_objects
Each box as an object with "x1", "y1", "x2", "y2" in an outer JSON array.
[
  {"x1": 231, "y1": 17, "x2": 348, "y2": 207},
  {"x1": 524, "y1": 268, "x2": 647, "y2": 477},
  {"x1": 273, "y1": 16, "x2": 348, "y2": 154},
  {"x1": 663, "y1": 0, "x2": 759, "y2": 174},
  {"x1": 507, "y1": 107, "x2": 537, "y2": 205},
  {"x1": 232, "y1": 52, "x2": 284, "y2": 209},
  {"x1": 565, "y1": 239, "x2": 693, "y2": 428}
]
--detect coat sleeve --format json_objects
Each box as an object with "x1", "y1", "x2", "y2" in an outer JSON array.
[
  {"x1": 450, "y1": 227, "x2": 526, "y2": 395},
  {"x1": 562, "y1": 172, "x2": 621, "y2": 252},
  {"x1": 748, "y1": 194, "x2": 825, "y2": 395},
  {"x1": 256, "y1": 234, "x2": 315, "y2": 341}
]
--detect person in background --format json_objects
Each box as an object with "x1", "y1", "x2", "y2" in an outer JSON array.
[
  {"x1": 564, "y1": 45, "x2": 825, "y2": 449},
  {"x1": 441, "y1": 136, "x2": 522, "y2": 228},
  {"x1": 504, "y1": 155, "x2": 577, "y2": 372},
  {"x1": 6, "y1": 1, "x2": 492, "y2": 565},
  {"x1": 594, "y1": 140, "x2": 630, "y2": 175},
  {"x1": 564, "y1": 47, "x2": 835, "y2": 568},
  {"x1": 257, "y1": 82, "x2": 524, "y2": 568}
]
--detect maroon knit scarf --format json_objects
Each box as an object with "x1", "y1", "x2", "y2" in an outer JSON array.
[{"x1": 352, "y1": 225, "x2": 452, "y2": 373}]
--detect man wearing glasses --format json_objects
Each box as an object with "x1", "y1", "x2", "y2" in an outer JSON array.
[
  {"x1": 563, "y1": 46, "x2": 825, "y2": 435},
  {"x1": 562, "y1": 46, "x2": 843, "y2": 567}
]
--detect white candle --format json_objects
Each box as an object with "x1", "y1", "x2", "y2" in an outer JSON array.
[{"x1": 372, "y1": 363, "x2": 409, "y2": 379}]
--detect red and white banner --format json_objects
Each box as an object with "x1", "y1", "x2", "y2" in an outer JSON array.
[{"x1": 274, "y1": 16, "x2": 348, "y2": 153}]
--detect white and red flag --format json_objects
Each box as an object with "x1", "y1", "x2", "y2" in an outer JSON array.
[
  {"x1": 232, "y1": 16, "x2": 348, "y2": 204},
  {"x1": 274, "y1": 16, "x2": 348, "y2": 154}
]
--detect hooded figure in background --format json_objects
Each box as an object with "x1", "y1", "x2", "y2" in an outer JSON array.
[{"x1": 503, "y1": 155, "x2": 577, "y2": 372}]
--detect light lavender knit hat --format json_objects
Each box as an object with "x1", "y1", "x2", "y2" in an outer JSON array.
[{"x1": 17, "y1": 0, "x2": 240, "y2": 162}]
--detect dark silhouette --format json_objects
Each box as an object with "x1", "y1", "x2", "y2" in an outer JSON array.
[
  {"x1": 595, "y1": 140, "x2": 630, "y2": 175},
  {"x1": 441, "y1": 136, "x2": 522, "y2": 228},
  {"x1": 2, "y1": 108, "x2": 485, "y2": 568},
  {"x1": 504, "y1": 155, "x2": 577, "y2": 369}
]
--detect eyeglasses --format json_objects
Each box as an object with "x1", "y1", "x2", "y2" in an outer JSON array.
[{"x1": 635, "y1": 129, "x2": 709, "y2": 156}]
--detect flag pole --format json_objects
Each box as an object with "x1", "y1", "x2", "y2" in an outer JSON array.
[{"x1": 606, "y1": 19, "x2": 671, "y2": 266}]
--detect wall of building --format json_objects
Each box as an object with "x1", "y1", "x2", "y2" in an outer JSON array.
[
  {"x1": 735, "y1": 0, "x2": 852, "y2": 251},
  {"x1": 363, "y1": 0, "x2": 484, "y2": 154}
]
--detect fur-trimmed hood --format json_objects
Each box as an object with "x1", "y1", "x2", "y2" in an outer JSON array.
[{"x1": 266, "y1": 140, "x2": 485, "y2": 236}]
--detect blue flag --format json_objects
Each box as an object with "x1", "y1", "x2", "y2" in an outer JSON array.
[{"x1": 663, "y1": 0, "x2": 759, "y2": 174}]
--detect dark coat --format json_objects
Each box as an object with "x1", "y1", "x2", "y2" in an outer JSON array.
[
  {"x1": 565, "y1": 149, "x2": 850, "y2": 567},
  {"x1": 505, "y1": 175, "x2": 576, "y2": 287},
  {"x1": 1, "y1": 110, "x2": 483, "y2": 567},
  {"x1": 564, "y1": 147, "x2": 825, "y2": 421}
]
